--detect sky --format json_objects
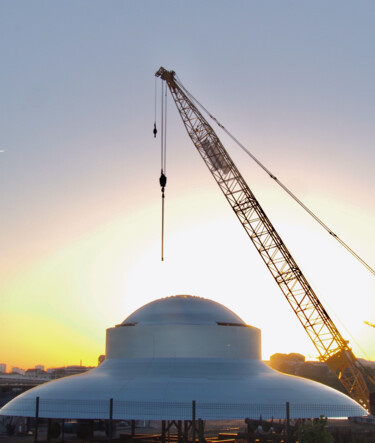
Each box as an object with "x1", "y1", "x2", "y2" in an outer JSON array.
[{"x1": 1, "y1": 1, "x2": 374, "y2": 370}]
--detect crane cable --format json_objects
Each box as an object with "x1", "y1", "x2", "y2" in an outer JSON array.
[
  {"x1": 161, "y1": 80, "x2": 167, "y2": 174},
  {"x1": 159, "y1": 80, "x2": 167, "y2": 261},
  {"x1": 153, "y1": 77, "x2": 157, "y2": 138},
  {"x1": 174, "y1": 75, "x2": 375, "y2": 277}
]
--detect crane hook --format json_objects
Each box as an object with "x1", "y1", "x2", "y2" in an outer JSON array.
[
  {"x1": 159, "y1": 171, "x2": 167, "y2": 192},
  {"x1": 153, "y1": 122, "x2": 157, "y2": 138},
  {"x1": 159, "y1": 171, "x2": 167, "y2": 261}
]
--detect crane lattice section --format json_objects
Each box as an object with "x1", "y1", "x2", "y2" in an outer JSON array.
[{"x1": 156, "y1": 67, "x2": 369, "y2": 408}]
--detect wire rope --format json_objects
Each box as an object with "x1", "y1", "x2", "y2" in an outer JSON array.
[
  {"x1": 153, "y1": 77, "x2": 158, "y2": 138},
  {"x1": 159, "y1": 80, "x2": 168, "y2": 261},
  {"x1": 161, "y1": 81, "x2": 164, "y2": 171},
  {"x1": 154, "y1": 78, "x2": 157, "y2": 123},
  {"x1": 163, "y1": 84, "x2": 167, "y2": 173},
  {"x1": 307, "y1": 270, "x2": 372, "y2": 363},
  {"x1": 174, "y1": 75, "x2": 375, "y2": 277}
]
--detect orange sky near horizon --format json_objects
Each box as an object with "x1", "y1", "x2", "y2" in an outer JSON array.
[{"x1": 1, "y1": 176, "x2": 374, "y2": 370}]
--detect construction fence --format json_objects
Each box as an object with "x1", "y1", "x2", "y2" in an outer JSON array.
[
  {"x1": 1, "y1": 398, "x2": 375, "y2": 442},
  {"x1": 1, "y1": 397, "x2": 366, "y2": 420}
]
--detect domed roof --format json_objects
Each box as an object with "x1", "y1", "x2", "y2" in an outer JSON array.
[
  {"x1": 1, "y1": 294, "x2": 367, "y2": 420},
  {"x1": 122, "y1": 295, "x2": 246, "y2": 326}
]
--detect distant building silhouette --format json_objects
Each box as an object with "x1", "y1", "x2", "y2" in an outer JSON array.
[
  {"x1": 11, "y1": 367, "x2": 25, "y2": 376},
  {"x1": 269, "y1": 353, "x2": 347, "y2": 393}
]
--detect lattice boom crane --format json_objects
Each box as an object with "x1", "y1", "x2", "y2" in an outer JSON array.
[{"x1": 155, "y1": 66, "x2": 371, "y2": 409}]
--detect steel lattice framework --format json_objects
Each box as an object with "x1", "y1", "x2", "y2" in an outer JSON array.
[{"x1": 156, "y1": 67, "x2": 370, "y2": 409}]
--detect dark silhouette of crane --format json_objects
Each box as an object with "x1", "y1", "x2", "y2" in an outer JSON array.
[{"x1": 155, "y1": 66, "x2": 374, "y2": 409}]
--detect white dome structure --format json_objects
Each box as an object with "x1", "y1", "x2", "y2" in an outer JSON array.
[{"x1": 0, "y1": 295, "x2": 366, "y2": 420}]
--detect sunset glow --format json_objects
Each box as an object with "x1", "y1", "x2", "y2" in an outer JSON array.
[{"x1": 1, "y1": 1, "x2": 374, "y2": 371}]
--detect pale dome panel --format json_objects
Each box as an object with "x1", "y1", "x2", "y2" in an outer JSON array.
[{"x1": 122, "y1": 295, "x2": 246, "y2": 326}]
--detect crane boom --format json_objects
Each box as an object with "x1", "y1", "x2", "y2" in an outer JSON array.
[{"x1": 155, "y1": 67, "x2": 370, "y2": 409}]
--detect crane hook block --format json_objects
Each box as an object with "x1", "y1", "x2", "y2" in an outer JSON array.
[
  {"x1": 153, "y1": 123, "x2": 157, "y2": 138},
  {"x1": 159, "y1": 172, "x2": 167, "y2": 192}
]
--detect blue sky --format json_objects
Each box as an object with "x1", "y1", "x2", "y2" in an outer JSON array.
[{"x1": 1, "y1": 1, "x2": 374, "y2": 368}]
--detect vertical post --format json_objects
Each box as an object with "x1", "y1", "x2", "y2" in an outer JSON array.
[
  {"x1": 131, "y1": 420, "x2": 136, "y2": 437},
  {"x1": 161, "y1": 420, "x2": 166, "y2": 443},
  {"x1": 109, "y1": 398, "x2": 113, "y2": 442},
  {"x1": 285, "y1": 402, "x2": 291, "y2": 443},
  {"x1": 89, "y1": 420, "x2": 94, "y2": 443},
  {"x1": 177, "y1": 420, "x2": 182, "y2": 443},
  {"x1": 245, "y1": 418, "x2": 251, "y2": 443},
  {"x1": 192, "y1": 401, "x2": 196, "y2": 443},
  {"x1": 47, "y1": 418, "x2": 51, "y2": 442},
  {"x1": 198, "y1": 419, "x2": 204, "y2": 443},
  {"x1": 34, "y1": 396, "x2": 39, "y2": 443},
  {"x1": 183, "y1": 421, "x2": 189, "y2": 442},
  {"x1": 61, "y1": 419, "x2": 64, "y2": 442}
]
